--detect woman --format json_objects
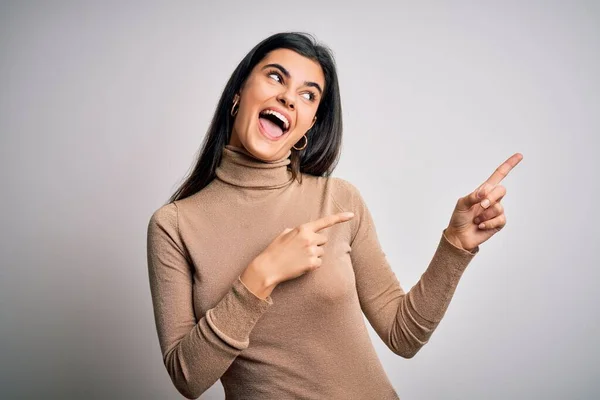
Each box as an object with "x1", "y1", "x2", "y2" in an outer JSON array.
[{"x1": 147, "y1": 32, "x2": 522, "y2": 399}]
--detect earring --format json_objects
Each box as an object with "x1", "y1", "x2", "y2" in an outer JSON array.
[
  {"x1": 231, "y1": 97, "x2": 239, "y2": 117},
  {"x1": 293, "y1": 135, "x2": 308, "y2": 151}
]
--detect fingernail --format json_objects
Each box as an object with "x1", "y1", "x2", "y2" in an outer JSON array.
[
  {"x1": 345, "y1": 212, "x2": 355, "y2": 218},
  {"x1": 481, "y1": 199, "x2": 490, "y2": 208}
]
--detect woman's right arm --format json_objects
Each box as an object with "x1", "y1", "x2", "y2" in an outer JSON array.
[{"x1": 146, "y1": 203, "x2": 274, "y2": 399}]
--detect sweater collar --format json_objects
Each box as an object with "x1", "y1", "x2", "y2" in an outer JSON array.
[{"x1": 215, "y1": 145, "x2": 294, "y2": 189}]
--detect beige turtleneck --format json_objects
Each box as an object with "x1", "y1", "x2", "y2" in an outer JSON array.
[{"x1": 147, "y1": 145, "x2": 479, "y2": 399}]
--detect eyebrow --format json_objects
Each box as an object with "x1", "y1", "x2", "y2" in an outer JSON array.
[{"x1": 262, "y1": 63, "x2": 323, "y2": 95}]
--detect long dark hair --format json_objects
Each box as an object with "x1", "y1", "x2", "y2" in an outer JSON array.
[{"x1": 168, "y1": 32, "x2": 343, "y2": 203}]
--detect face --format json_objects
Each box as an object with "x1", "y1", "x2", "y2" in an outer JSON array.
[{"x1": 229, "y1": 48, "x2": 325, "y2": 161}]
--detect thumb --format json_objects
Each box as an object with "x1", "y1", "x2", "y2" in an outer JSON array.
[{"x1": 461, "y1": 183, "x2": 490, "y2": 209}]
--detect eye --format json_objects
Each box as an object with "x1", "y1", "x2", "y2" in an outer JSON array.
[
  {"x1": 267, "y1": 71, "x2": 283, "y2": 83},
  {"x1": 301, "y1": 92, "x2": 317, "y2": 102}
]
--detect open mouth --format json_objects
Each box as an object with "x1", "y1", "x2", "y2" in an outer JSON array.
[{"x1": 258, "y1": 108, "x2": 290, "y2": 139}]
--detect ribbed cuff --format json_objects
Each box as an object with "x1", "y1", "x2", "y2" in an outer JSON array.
[
  {"x1": 442, "y1": 228, "x2": 480, "y2": 259},
  {"x1": 205, "y1": 276, "x2": 273, "y2": 350}
]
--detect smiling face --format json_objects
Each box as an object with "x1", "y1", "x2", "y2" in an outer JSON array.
[{"x1": 229, "y1": 48, "x2": 325, "y2": 161}]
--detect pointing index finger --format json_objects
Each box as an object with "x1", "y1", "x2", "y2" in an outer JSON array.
[
  {"x1": 306, "y1": 212, "x2": 355, "y2": 232},
  {"x1": 484, "y1": 153, "x2": 523, "y2": 187}
]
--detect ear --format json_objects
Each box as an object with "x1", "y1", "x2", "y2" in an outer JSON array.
[{"x1": 308, "y1": 116, "x2": 317, "y2": 130}]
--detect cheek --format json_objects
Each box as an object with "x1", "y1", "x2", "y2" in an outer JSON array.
[
  {"x1": 296, "y1": 107, "x2": 317, "y2": 130},
  {"x1": 245, "y1": 80, "x2": 276, "y2": 103},
  {"x1": 238, "y1": 85, "x2": 272, "y2": 122},
  {"x1": 237, "y1": 98, "x2": 258, "y2": 128},
  {"x1": 232, "y1": 105, "x2": 255, "y2": 140}
]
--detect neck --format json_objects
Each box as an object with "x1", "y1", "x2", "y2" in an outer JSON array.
[{"x1": 215, "y1": 145, "x2": 294, "y2": 189}]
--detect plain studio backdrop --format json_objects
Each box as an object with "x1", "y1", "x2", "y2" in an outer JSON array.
[{"x1": 1, "y1": 1, "x2": 598, "y2": 399}]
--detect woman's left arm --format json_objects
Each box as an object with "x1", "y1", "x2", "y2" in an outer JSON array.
[{"x1": 340, "y1": 153, "x2": 523, "y2": 358}]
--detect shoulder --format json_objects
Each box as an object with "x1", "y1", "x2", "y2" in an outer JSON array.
[
  {"x1": 298, "y1": 174, "x2": 364, "y2": 207},
  {"x1": 328, "y1": 176, "x2": 360, "y2": 194},
  {"x1": 147, "y1": 202, "x2": 190, "y2": 254},
  {"x1": 148, "y1": 181, "x2": 219, "y2": 227},
  {"x1": 326, "y1": 176, "x2": 366, "y2": 210},
  {"x1": 148, "y1": 202, "x2": 179, "y2": 234}
]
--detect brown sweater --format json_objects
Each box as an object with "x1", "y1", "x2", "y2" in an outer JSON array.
[{"x1": 147, "y1": 145, "x2": 479, "y2": 399}]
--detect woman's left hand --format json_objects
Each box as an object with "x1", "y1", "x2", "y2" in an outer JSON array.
[{"x1": 444, "y1": 153, "x2": 524, "y2": 252}]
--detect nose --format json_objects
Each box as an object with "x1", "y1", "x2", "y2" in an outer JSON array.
[{"x1": 276, "y1": 91, "x2": 295, "y2": 111}]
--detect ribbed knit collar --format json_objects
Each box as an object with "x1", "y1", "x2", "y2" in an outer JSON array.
[{"x1": 215, "y1": 145, "x2": 294, "y2": 189}]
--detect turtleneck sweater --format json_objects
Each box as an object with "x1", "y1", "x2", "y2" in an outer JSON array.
[{"x1": 147, "y1": 145, "x2": 480, "y2": 399}]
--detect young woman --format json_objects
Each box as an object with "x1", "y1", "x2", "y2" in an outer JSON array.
[{"x1": 147, "y1": 32, "x2": 522, "y2": 399}]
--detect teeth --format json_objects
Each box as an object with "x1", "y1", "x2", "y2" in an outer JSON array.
[{"x1": 261, "y1": 109, "x2": 289, "y2": 131}]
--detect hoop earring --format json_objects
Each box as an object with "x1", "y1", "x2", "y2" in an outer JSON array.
[
  {"x1": 230, "y1": 98, "x2": 239, "y2": 117},
  {"x1": 292, "y1": 135, "x2": 308, "y2": 151}
]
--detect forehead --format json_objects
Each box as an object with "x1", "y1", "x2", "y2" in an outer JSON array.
[{"x1": 257, "y1": 48, "x2": 325, "y2": 88}]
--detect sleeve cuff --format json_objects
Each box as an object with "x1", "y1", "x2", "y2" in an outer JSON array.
[
  {"x1": 205, "y1": 276, "x2": 273, "y2": 350},
  {"x1": 438, "y1": 228, "x2": 479, "y2": 274}
]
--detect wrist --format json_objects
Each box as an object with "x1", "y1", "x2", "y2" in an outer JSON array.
[
  {"x1": 444, "y1": 228, "x2": 471, "y2": 252},
  {"x1": 240, "y1": 258, "x2": 278, "y2": 299}
]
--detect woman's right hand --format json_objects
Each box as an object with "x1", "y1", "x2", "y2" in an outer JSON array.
[{"x1": 241, "y1": 212, "x2": 355, "y2": 297}]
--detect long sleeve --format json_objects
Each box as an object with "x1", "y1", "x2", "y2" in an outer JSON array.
[
  {"x1": 146, "y1": 203, "x2": 273, "y2": 399},
  {"x1": 336, "y1": 179, "x2": 479, "y2": 358}
]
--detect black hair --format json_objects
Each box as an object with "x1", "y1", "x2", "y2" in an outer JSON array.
[{"x1": 168, "y1": 32, "x2": 343, "y2": 203}]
